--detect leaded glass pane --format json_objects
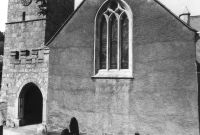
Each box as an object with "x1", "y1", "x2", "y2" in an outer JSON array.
[
  {"x1": 121, "y1": 14, "x2": 129, "y2": 69},
  {"x1": 100, "y1": 16, "x2": 107, "y2": 69},
  {"x1": 109, "y1": 1, "x2": 118, "y2": 10},
  {"x1": 110, "y1": 15, "x2": 118, "y2": 69}
]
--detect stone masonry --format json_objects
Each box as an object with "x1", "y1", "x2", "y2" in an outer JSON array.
[
  {"x1": 1, "y1": 0, "x2": 75, "y2": 128},
  {"x1": 1, "y1": 0, "x2": 199, "y2": 135},
  {"x1": 1, "y1": 0, "x2": 48, "y2": 126}
]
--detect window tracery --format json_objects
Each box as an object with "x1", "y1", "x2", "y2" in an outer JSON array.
[{"x1": 94, "y1": 0, "x2": 133, "y2": 78}]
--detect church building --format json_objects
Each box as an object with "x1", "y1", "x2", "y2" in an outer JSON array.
[
  {"x1": 1, "y1": 0, "x2": 74, "y2": 127},
  {"x1": 1, "y1": 0, "x2": 200, "y2": 135}
]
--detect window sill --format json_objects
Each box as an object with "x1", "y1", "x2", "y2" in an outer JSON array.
[{"x1": 91, "y1": 70, "x2": 134, "y2": 79}]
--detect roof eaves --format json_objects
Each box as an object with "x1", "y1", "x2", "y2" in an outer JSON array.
[{"x1": 45, "y1": 0, "x2": 87, "y2": 46}]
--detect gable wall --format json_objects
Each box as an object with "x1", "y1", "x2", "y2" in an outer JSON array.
[{"x1": 47, "y1": 0, "x2": 198, "y2": 134}]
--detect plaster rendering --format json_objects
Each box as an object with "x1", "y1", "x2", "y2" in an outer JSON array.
[{"x1": 1, "y1": 0, "x2": 199, "y2": 135}]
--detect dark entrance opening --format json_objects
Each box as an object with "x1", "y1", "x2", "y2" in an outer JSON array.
[{"x1": 19, "y1": 83, "x2": 43, "y2": 126}]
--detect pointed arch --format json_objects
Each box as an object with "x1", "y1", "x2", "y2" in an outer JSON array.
[
  {"x1": 95, "y1": 0, "x2": 133, "y2": 19},
  {"x1": 18, "y1": 82, "x2": 43, "y2": 126},
  {"x1": 10, "y1": 75, "x2": 48, "y2": 127},
  {"x1": 94, "y1": 0, "x2": 133, "y2": 78}
]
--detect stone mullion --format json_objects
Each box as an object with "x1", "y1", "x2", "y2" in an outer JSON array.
[
  {"x1": 106, "y1": 15, "x2": 110, "y2": 70},
  {"x1": 117, "y1": 14, "x2": 121, "y2": 70}
]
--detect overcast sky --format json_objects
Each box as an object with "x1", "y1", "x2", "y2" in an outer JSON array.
[{"x1": 0, "y1": 0, "x2": 200, "y2": 32}]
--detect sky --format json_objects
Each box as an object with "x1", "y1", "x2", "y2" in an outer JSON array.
[{"x1": 0, "y1": 0, "x2": 200, "y2": 32}]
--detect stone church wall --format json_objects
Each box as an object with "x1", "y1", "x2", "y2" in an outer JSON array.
[
  {"x1": 7, "y1": 0, "x2": 45, "y2": 22},
  {"x1": 47, "y1": 0, "x2": 198, "y2": 135},
  {"x1": 1, "y1": 0, "x2": 76, "y2": 127}
]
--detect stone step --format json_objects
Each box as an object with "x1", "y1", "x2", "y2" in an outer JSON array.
[{"x1": 3, "y1": 124, "x2": 39, "y2": 135}]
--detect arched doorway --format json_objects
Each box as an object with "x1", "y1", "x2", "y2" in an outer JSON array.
[{"x1": 18, "y1": 83, "x2": 43, "y2": 126}]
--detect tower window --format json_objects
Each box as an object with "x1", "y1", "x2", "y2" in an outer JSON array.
[
  {"x1": 22, "y1": 12, "x2": 26, "y2": 21},
  {"x1": 16, "y1": 51, "x2": 19, "y2": 59},
  {"x1": 10, "y1": 51, "x2": 19, "y2": 60},
  {"x1": 94, "y1": 0, "x2": 133, "y2": 78}
]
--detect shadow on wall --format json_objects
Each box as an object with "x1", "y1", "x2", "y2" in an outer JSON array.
[
  {"x1": 61, "y1": 117, "x2": 79, "y2": 135},
  {"x1": 59, "y1": 118, "x2": 152, "y2": 135},
  {"x1": 59, "y1": 118, "x2": 150, "y2": 135}
]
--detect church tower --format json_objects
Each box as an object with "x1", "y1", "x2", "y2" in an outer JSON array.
[
  {"x1": 1, "y1": 0, "x2": 74, "y2": 127},
  {"x1": 1, "y1": 0, "x2": 48, "y2": 126}
]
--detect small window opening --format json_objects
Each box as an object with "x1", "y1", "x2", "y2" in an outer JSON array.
[
  {"x1": 15, "y1": 51, "x2": 19, "y2": 59},
  {"x1": 22, "y1": 12, "x2": 26, "y2": 21},
  {"x1": 25, "y1": 50, "x2": 30, "y2": 56}
]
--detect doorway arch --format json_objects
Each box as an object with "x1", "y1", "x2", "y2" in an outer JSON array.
[{"x1": 18, "y1": 82, "x2": 43, "y2": 126}]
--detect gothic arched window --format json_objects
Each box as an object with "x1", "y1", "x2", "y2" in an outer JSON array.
[{"x1": 94, "y1": 0, "x2": 133, "y2": 78}]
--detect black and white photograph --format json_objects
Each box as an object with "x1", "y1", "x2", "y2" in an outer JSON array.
[{"x1": 0, "y1": 0, "x2": 200, "y2": 134}]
